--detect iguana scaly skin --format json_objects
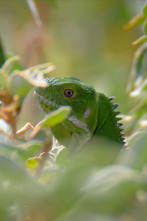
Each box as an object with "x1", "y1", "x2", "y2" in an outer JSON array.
[{"x1": 34, "y1": 77, "x2": 125, "y2": 146}]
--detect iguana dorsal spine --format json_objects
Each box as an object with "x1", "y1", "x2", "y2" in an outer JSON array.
[{"x1": 94, "y1": 93, "x2": 124, "y2": 143}]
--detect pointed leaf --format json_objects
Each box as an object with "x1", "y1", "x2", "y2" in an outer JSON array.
[
  {"x1": 1, "y1": 56, "x2": 20, "y2": 73},
  {"x1": 41, "y1": 106, "x2": 71, "y2": 127},
  {"x1": 132, "y1": 35, "x2": 147, "y2": 46},
  {"x1": 130, "y1": 78, "x2": 147, "y2": 97},
  {"x1": 124, "y1": 13, "x2": 145, "y2": 30},
  {"x1": 128, "y1": 43, "x2": 147, "y2": 92}
]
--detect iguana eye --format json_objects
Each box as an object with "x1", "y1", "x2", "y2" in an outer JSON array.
[{"x1": 64, "y1": 89, "x2": 74, "y2": 98}]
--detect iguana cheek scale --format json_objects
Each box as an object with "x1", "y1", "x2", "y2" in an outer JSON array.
[{"x1": 34, "y1": 77, "x2": 125, "y2": 147}]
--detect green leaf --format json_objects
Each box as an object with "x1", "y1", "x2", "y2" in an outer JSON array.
[
  {"x1": 133, "y1": 43, "x2": 147, "y2": 82},
  {"x1": 26, "y1": 157, "x2": 39, "y2": 169},
  {"x1": 129, "y1": 43, "x2": 147, "y2": 93},
  {"x1": 41, "y1": 106, "x2": 71, "y2": 127},
  {"x1": 56, "y1": 147, "x2": 69, "y2": 165},
  {"x1": 132, "y1": 35, "x2": 147, "y2": 46},
  {"x1": 130, "y1": 78, "x2": 147, "y2": 97},
  {"x1": 143, "y1": 3, "x2": 147, "y2": 17},
  {"x1": 0, "y1": 139, "x2": 41, "y2": 161},
  {"x1": 0, "y1": 155, "x2": 43, "y2": 214},
  {"x1": 24, "y1": 140, "x2": 42, "y2": 155},
  {"x1": 77, "y1": 166, "x2": 144, "y2": 215},
  {"x1": 0, "y1": 56, "x2": 23, "y2": 90},
  {"x1": 119, "y1": 130, "x2": 147, "y2": 170},
  {"x1": 1, "y1": 56, "x2": 20, "y2": 74},
  {"x1": 0, "y1": 155, "x2": 34, "y2": 183},
  {"x1": 124, "y1": 13, "x2": 145, "y2": 30},
  {"x1": 16, "y1": 140, "x2": 41, "y2": 160},
  {"x1": 144, "y1": 19, "x2": 147, "y2": 35}
]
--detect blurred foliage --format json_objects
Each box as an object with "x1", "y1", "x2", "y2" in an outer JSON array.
[
  {"x1": 0, "y1": 0, "x2": 147, "y2": 221},
  {"x1": 124, "y1": 2, "x2": 147, "y2": 143}
]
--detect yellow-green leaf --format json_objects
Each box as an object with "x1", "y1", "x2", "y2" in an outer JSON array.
[
  {"x1": 132, "y1": 35, "x2": 147, "y2": 46},
  {"x1": 41, "y1": 106, "x2": 71, "y2": 127},
  {"x1": 124, "y1": 13, "x2": 145, "y2": 30},
  {"x1": 26, "y1": 157, "x2": 39, "y2": 169},
  {"x1": 144, "y1": 19, "x2": 147, "y2": 35},
  {"x1": 143, "y1": 3, "x2": 147, "y2": 17},
  {"x1": 1, "y1": 56, "x2": 20, "y2": 73}
]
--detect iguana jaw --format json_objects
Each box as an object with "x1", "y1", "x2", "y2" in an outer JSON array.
[
  {"x1": 34, "y1": 90, "x2": 59, "y2": 112},
  {"x1": 34, "y1": 90, "x2": 91, "y2": 137}
]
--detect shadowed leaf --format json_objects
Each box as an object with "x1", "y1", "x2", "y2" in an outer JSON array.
[
  {"x1": 119, "y1": 130, "x2": 147, "y2": 170},
  {"x1": 128, "y1": 43, "x2": 147, "y2": 93}
]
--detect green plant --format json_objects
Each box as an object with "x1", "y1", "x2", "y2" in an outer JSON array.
[
  {"x1": 0, "y1": 2, "x2": 147, "y2": 221},
  {"x1": 123, "y1": 3, "x2": 147, "y2": 143}
]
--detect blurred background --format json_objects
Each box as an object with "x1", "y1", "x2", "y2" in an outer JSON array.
[
  {"x1": 1, "y1": 2, "x2": 147, "y2": 220},
  {"x1": 0, "y1": 0, "x2": 146, "y2": 117}
]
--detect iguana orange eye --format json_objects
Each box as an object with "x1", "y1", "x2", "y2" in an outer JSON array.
[{"x1": 64, "y1": 89, "x2": 74, "y2": 98}]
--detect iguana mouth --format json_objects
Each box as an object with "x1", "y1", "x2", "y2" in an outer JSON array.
[
  {"x1": 34, "y1": 91, "x2": 59, "y2": 110},
  {"x1": 34, "y1": 91, "x2": 90, "y2": 134}
]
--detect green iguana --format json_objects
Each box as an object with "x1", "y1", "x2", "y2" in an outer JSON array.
[{"x1": 34, "y1": 77, "x2": 125, "y2": 147}]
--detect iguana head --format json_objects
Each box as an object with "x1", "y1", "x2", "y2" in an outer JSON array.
[{"x1": 34, "y1": 77, "x2": 98, "y2": 141}]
